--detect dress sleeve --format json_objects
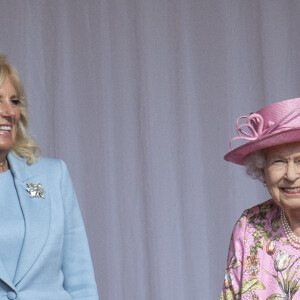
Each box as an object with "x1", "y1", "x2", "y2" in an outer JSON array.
[
  {"x1": 59, "y1": 160, "x2": 99, "y2": 300},
  {"x1": 220, "y1": 211, "x2": 248, "y2": 300}
]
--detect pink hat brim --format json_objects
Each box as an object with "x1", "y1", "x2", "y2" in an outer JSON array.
[{"x1": 224, "y1": 128, "x2": 300, "y2": 165}]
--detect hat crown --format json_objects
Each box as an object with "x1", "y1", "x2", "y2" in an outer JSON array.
[
  {"x1": 256, "y1": 98, "x2": 300, "y2": 132},
  {"x1": 225, "y1": 97, "x2": 300, "y2": 165}
]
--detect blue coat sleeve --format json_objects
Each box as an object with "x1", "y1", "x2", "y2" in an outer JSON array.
[{"x1": 59, "y1": 160, "x2": 99, "y2": 299}]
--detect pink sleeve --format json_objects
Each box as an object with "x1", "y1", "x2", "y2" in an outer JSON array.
[{"x1": 220, "y1": 212, "x2": 248, "y2": 299}]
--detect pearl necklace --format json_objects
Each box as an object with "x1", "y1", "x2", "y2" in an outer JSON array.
[{"x1": 281, "y1": 209, "x2": 300, "y2": 249}]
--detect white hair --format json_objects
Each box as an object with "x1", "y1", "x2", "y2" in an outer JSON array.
[{"x1": 244, "y1": 150, "x2": 266, "y2": 182}]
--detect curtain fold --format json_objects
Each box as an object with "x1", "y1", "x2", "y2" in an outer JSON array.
[{"x1": 2, "y1": 0, "x2": 300, "y2": 298}]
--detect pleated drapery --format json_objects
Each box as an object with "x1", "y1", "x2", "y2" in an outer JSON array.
[{"x1": 2, "y1": 1, "x2": 300, "y2": 299}]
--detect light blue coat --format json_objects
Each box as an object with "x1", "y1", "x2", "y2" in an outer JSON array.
[{"x1": 1, "y1": 152, "x2": 99, "y2": 300}]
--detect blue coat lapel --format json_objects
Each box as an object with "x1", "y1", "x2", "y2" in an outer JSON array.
[
  {"x1": 8, "y1": 153, "x2": 51, "y2": 285},
  {"x1": 0, "y1": 257, "x2": 15, "y2": 291}
]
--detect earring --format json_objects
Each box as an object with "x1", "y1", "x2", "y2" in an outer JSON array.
[{"x1": 263, "y1": 182, "x2": 267, "y2": 187}]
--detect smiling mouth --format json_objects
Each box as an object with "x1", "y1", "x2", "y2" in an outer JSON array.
[
  {"x1": 0, "y1": 126, "x2": 12, "y2": 133},
  {"x1": 282, "y1": 187, "x2": 300, "y2": 193}
]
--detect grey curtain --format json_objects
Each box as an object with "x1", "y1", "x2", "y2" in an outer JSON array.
[{"x1": 1, "y1": 0, "x2": 300, "y2": 299}]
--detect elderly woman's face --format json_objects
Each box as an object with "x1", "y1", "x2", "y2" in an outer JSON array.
[
  {"x1": 0, "y1": 77, "x2": 20, "y2": 156},
  {"x1": 264, "y1": 142, "x2": 300, "y2": 211}
]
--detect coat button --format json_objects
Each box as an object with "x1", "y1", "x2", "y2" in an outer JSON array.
[{"x1": 7, "y1": 291, "x2": 17, "y2": 299}]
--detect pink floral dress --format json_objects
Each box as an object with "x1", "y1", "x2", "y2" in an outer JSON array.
[{"x1": 220, "y1": 199, "x2": 300, "y2": 300}]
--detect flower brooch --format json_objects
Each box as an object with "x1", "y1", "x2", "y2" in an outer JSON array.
[{"x1": 26, "y1": 183, "x2": 46, "y2": 199}]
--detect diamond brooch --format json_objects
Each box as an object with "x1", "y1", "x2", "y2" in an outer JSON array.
[{"x1": 26, "y1": 183, "x2": 46, "y2": 199}]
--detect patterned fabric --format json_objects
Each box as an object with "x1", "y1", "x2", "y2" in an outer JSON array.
[{"x1": 220, "y1": 199, "x2": 300, "y2": 300}]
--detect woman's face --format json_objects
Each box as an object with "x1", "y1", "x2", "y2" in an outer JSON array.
[
  {"x1": 0, "y1": 77, "x2": 20, "y2": 157},
  {"x1": 264, "y1": 142, "x2": 300, "y2": 212}
]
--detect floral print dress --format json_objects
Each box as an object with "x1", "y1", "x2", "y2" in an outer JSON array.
[{"x1": 220, "y1": 199, "x2": 300, "y2": 300}]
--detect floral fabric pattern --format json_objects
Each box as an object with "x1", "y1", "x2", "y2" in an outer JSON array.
[{"x1": 220, "y1": 199, "x2": 300, "y2": 300}]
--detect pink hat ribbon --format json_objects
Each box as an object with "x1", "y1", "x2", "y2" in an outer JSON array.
[{"x1": 229, "y1": 105, "x2": 300, "y2": 150}]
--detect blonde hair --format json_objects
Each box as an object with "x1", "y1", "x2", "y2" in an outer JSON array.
[{"x1": 0, "y1": 55, "x2": 41, "y2": 164}]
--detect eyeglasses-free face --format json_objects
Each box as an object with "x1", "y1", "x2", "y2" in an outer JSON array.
[
  {"x1": 264, "y1": 141, "x2": 300, "y2": 218},
  {"x1": 0, "y1": 77, "x2": 20, "y2": 158}
]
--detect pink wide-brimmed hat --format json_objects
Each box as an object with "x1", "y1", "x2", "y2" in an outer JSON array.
[{"x1": 224, "y1": 98, "x2": 300, "y2": 165}]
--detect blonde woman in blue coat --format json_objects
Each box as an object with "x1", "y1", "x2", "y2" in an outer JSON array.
[{"x1": 0, "y1": 55, "x2": 99, "y2": 300}]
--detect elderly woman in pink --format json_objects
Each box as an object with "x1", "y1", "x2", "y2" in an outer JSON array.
[{"x1": 221, "y1": 98, "x2": 300, "y2": 299}]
